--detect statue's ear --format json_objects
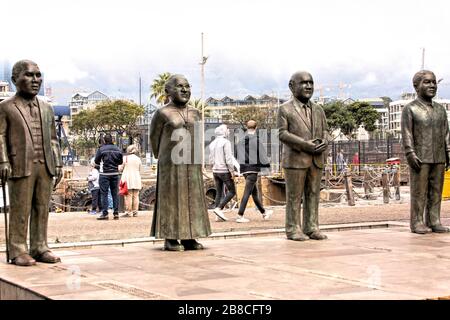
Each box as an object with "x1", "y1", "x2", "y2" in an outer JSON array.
[{"x1": 288, "y1": 80, "x2": 293, "y2": 92}]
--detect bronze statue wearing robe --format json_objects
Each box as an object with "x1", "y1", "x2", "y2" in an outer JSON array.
[{"x1": 150, "y1": 74, "x2": 211, "y2": 251}]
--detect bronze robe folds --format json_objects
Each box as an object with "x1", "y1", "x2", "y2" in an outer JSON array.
[{"x1": 149, "y1": 104, "x2": 211, "y2": 239}]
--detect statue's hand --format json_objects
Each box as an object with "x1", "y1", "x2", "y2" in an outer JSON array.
[
  {"x1": 314, "y1": 142, "x2": 328, "y2": 154},
  {"x1": 54, "y1": 167, "x2": 63, "y2": 189},
  {"x1": 0, "y1": 162, "x2": 11, "y2": 182},
  {"x1": 406, "y1": 152, "x2": 421, "y2": 172},
  {"x1": 303, "y1": 141, "x2": 318, "y2": 154}
]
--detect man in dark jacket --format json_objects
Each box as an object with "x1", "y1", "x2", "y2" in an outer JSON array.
[
  {"x1": 95, "y1": 133, "x2": 123, "y2": 220},
  {"x1": 236, "y1": 120, "x2": 273, "y2": 222}
]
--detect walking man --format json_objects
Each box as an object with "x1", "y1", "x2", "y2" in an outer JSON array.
[
  {"x1": 209, "y1": 124, "x2": 236, "y2": 221},
  {"x1": 235, "y1": 120, "x2": 273, "y2": 222},
  {"x1": 401, "y1": 70, "x2": 450, "y2": 234},
  {"x1": 95, "y1": 133, "x2": 123, "y2": 220},
  {"x1": 277, "y1": 71, "x2": 329, "y2": 241}
]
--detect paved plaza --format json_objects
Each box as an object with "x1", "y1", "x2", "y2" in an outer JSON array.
[
  {"x1": 2, "y1": 200, "x2": 450, "y2": 300},
  {"x1": 2, "y1": 223, "x2": 450, "y2": 300}
]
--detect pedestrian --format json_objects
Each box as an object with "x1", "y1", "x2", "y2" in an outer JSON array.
[
  {"x1": 336, "y1": 149, "x2": 346, "y2": 173},
  {"x1": 87, "y1": 158, "x2": 101, "y2": 214},
  {"x1": 352, "y1": 152, "x2": 359, "y2": 173},
  {"x1": 209, "y1": 124, "x2": 236, "y2": 221},
  {"x1": 235, "y1": 120, "x2": 273, "y2": 223},
  {"x1": 119, "y1": 144, "x2": 142, "y2": 217},
  {"x1": 95, "y1": 133, "x2": 123, "y2": 220}
]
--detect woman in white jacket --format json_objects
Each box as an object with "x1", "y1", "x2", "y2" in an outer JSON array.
[{"x1": 120, "y1": 145, "x2": 142, "y2": 217}]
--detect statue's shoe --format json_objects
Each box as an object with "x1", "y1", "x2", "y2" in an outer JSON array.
[
  {"x1": 431, "y1": 225, "x2": 450, "y2": 233},
  {"x1": 12, "y1": 253, "x2": 36, "y2": 267},
  {"x1": 163, "y1": 239, "x2": 184, "y2": 251},
  {"x1": 34, "y1": 251, "x2": 61, "y2": 263},
  {"x1": 307, "y1": 231, "x2": 328, "y2": 240},
  {"x1": 411, "y1": 224, "x2": 432, "y2": 234},
  {"x1": 287, "y1": 233, "x2": 309, "y2": 241},
  {"x1": 181, "y1": 239, "x2": 204, "y2": 250}
]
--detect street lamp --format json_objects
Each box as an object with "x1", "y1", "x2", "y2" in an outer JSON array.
[{"x1": 199, "y1": 32, "x2": 209, "y2": 169}]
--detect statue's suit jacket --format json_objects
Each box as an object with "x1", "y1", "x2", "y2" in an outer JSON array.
[
  {"x1": 401, "y1": 99, "x2": 450, "y2": 164},
  {"x1": 0, "y1": 95, "x2": 62, "y2": 177},
  {"x1": 277, "y1": 98, "x2": 329, "y2": 169}
]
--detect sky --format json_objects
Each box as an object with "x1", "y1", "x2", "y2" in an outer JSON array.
[{"x1": 2, "y1": 0, "x2": 450, "y2": 105}]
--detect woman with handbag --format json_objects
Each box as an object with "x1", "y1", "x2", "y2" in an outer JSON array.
[{"x1": 119, "y1": 144, "x2": 142, "y2": 217}]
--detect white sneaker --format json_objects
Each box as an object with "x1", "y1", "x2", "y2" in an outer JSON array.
[
  {"x1": 236, "y1": 216, "x2": 250, "y2": 223},
  {"x1": 262, "y1": 209, "x2": 273, "y2": 220},
  {"x1": 213, "y1": 207, "x2": 228, "y2": 221}
]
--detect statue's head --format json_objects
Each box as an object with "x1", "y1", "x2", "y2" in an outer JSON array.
[
  {"x1": 11, "y1": 60, "x2": 42, "y2": 99},
  {"x1": 289, "y1": 71, "x2": 314, "y2": 103},
  {"x1": 165, "y1": 74, "x2": 191, "y2": 106},
  {"x1": 413, "y1": 70, "x2": 437, "y2": 100}
]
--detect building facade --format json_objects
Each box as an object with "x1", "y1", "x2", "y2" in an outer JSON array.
[
  {"x1": 69, "y1": 90, "x2": 109, "y2": 122},
  {"x1": 389, "y1": 92, "x2": 450, "y2": 137},
  {"x1": 205, "y1": 94, "x2": 285, "y2": 120}
]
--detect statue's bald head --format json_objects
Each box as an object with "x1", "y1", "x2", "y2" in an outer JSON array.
[
  {"x1": 290, "y1": 71, "x2": 312, "y2": 84},
  {"x1": 165, "y1": 74, "x2": 188, "y2": 92},
  {"x1": 289, "y1": 71, "x2": 314, "y2": 102},
  {"x1": 12, "y1": 59, "x2": 38, "y2": 81},
  {"x1": 164, "y1": 74, "x2": 191, "y2": 105}
]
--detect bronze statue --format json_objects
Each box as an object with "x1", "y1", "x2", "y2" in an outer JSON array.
[
  {"x1": 0, "y1": 60, "x2": 63, "y2": 266},
  {"x1": 277, "y1": 71, "x2": 329, "y2": 241},
  {"x1": 401, "y1": 70, "x2": 450, "y2": 234},
  {"x1": 150, "y1": 74, "x2": 211, "y2": 251}
]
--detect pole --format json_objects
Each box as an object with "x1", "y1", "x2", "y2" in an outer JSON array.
[
  {"x1": 200, "y1": 32, "x2": 205, "y2": 169},
  {"x1": 344, "y1": 170, "x2": 355, "y2": 206},
  {"x1": 382, "y1": 169, "x2": 390, "y2": 204},
  {"x1": 2, "y1": 179, "x2": 10, "y2": 263}
]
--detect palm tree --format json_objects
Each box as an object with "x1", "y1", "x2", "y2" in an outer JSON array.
[
  {"x1": 150, "y1": 72, "x2": 171, "y2": 105},
  {"x1": 189, "y1": 98, "x2": 211, "y2": 118}
]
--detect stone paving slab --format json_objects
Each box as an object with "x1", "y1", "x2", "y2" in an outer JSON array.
[{"x1": 2, "y1": 225, "x2": 450, "y2": 300}]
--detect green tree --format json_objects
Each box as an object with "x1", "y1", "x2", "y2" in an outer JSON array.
[
  {"x1": 94, "y1": 100, "x2": 145, "y2": 138},
  {"x1": 150, "y1": 72, "x2": 171, "y2": 105},
  {"x1": 71, "y1": 100, "x2": 145, "y2": 156},
  {"x1": 229, "y1": 106, "x2": 276, "y2": 129},
  {"x1": 323, "y1": 101, "x2": 379, "y2": 140}
]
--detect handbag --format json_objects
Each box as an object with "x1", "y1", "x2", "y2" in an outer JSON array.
[
  {"x1": 119, "y1": 156, "x2": 129, "y2": 195},
  {"x1": 119, "y1": 180, "x2": 128, "y2": 196}
]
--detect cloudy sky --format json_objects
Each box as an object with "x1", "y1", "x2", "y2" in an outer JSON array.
[{"x1": 3, "y1": 0, "x2": 450, "y2": 104}]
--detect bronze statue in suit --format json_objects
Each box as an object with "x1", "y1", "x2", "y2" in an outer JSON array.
[
  {"x1": 401, "y1": 70, "x2": 450, "y2": 234},
  {"x1": 277, "y1": 71, "x2": 329, "y2": 241},
  {"x1": 0, "y1": 60, "x2": 63, "y2": 266}
]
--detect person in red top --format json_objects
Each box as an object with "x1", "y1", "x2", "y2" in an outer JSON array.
[{"x1": 352, "y1": 152, "x2": 359, "y2": 173}]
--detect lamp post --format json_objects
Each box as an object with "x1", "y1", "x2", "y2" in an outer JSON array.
[{"x1": 199, "y1": 32, "x2": 208, "y2": 169}]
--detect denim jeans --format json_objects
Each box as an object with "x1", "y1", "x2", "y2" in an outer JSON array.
[
  {"x1": 99, "y1": 174, "x2": 120, "y2": 215},
  {"x1": 91, "y1": 188, "x2": 101, "y2": 211},
  {"x1": 213, "y1": 172, "x2": 236, "y2": 209},
  {"x1": 238, "y1": 173, "x2": 265, "y2": 215}
]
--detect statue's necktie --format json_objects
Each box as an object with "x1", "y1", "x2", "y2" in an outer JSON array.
[
  {"x1": 28, "y1": 102, "x2": 37, "y2": 118},
  {"x1": 304, "y1": 105, "x2": 310, "y2": 121}
]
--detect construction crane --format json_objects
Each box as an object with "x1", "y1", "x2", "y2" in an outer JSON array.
[{"x1": 315, "y1": 82, "x2": 351, "y2": 104}]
